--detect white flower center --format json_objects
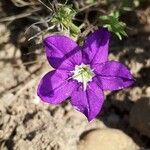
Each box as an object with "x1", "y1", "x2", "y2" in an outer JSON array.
[{"x1": 71, "y1": 63, "x2": 95, "y2": 90}]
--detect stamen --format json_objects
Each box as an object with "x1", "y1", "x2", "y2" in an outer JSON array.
[{"x1": 71, "y1": 63, "x2": 95, "y2": 90}]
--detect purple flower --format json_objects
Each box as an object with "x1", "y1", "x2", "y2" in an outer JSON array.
[{"x1": 37, "y1": 28, "x2": 134, "y2": 121}]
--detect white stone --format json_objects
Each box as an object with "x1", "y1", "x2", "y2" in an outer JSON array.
[{"x1": 78, "y1": 129, "x2": 139, "y2": 150}]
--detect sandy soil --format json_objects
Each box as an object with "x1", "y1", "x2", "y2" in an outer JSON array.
[{"x1": 0, "y1": 1, "x2": 150, "y2": 150}]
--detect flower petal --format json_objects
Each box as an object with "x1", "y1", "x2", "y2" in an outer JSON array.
[
  {"x1": 44, "y1": 35, "x2": 82, "y2": 70},
  {"x1": 93, "y1": 61, "x2": 135, "y2": 90},
  {"x1": 37, "y1": 70, "x2": 76, "y2": 104},
  {"x1": 82, "y1": 28, "x2": 110, "y2": 65},
  {"x1": 71, "y1": 82, "x2": 104, "y2": 121}
]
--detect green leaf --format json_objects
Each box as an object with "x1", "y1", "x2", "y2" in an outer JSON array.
[
  {"x1": 100, "y1": 11, "x2": 127, "y2": 40},
  {"x1": 51, "y1": 4, "x2": 80, "y2": 38}
]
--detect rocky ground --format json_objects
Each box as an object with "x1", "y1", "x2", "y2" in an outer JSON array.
[{"x1": 0, "y1": 1, "x2": 150, "y2": 150}]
